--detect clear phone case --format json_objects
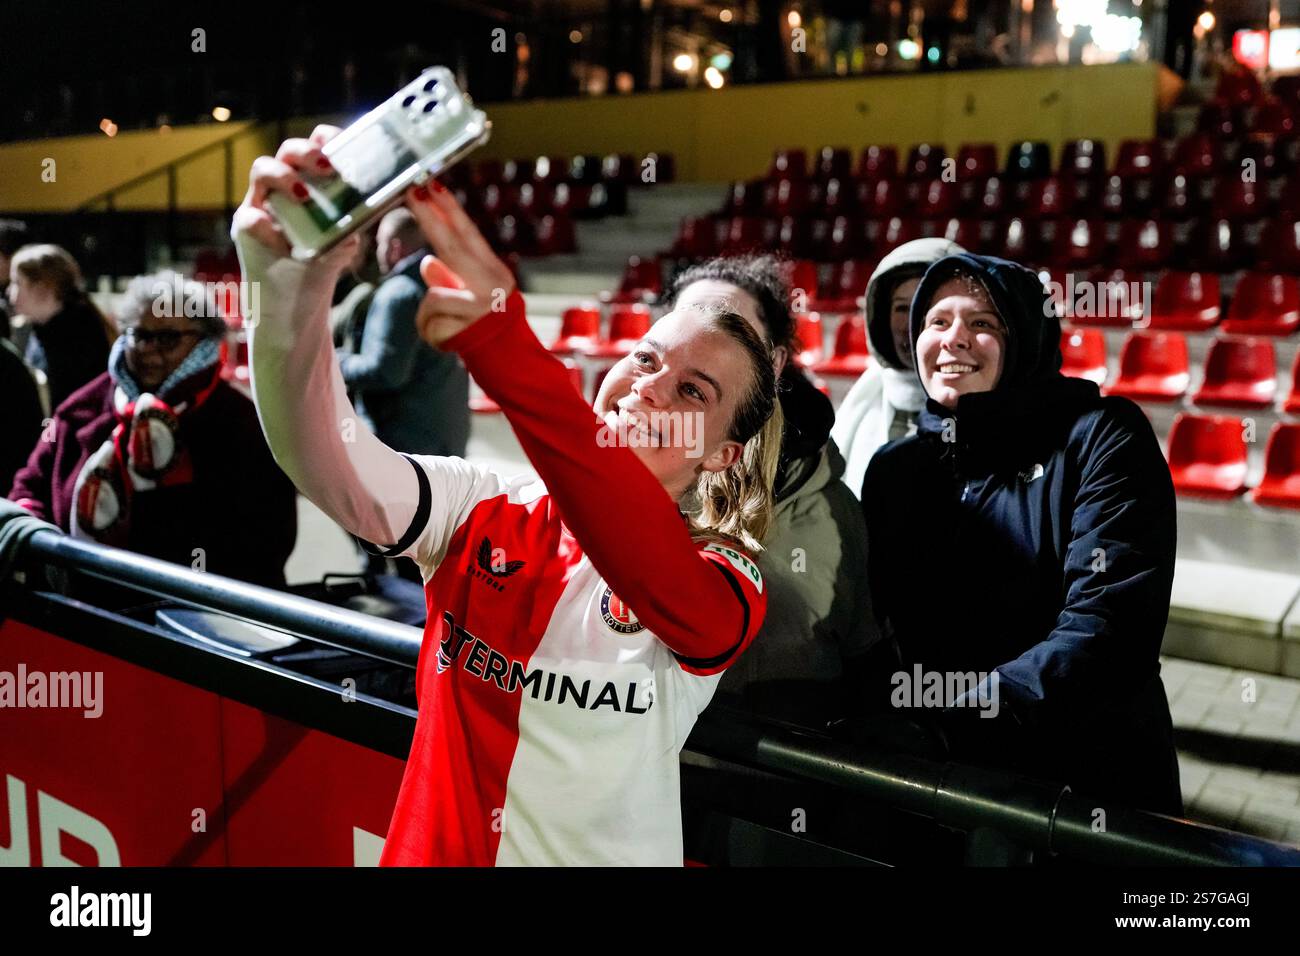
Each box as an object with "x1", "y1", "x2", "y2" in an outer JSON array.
[{"x1": 267, "y1": 66, "x2": 491, "y2": 260}]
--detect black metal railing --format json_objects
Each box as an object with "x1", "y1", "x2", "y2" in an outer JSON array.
[{"x1": 11, "y1": 524, "x2": 1300, "y2": 867}]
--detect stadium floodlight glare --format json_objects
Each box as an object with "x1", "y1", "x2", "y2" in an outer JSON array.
[
  {"x1": 212, "y1": 106, "x2": 232, "y2": 122},
  {"x1": 898, "y1": 38, "x2": 920, "y2": 60},
  {"x1": 1198, "y1": 11, "x2": 1216, "y2": 32},
  {"x1": 1093, "y1": 14, "x2": 1143, "y2": 52},
  {"x1": 99, "y1": 118, "x2": 118, "y2": 137},
  {"x1": 788, "y1": 10, "x2": 801, "y2": 28},
  {"x1": 704, "y1": 66, "x2": 725, "y2": 89},
  {"x1": 719, "y1": 8, "x2": 732, "y2": 23},
  {"x1": 711, "y1": 52, "x2": 732, "y2": 70},
  {"x1": 673, "y1": 52, "x2": 695, "y2": 72},
  {"x1": 569, "y1": 30, "x2": 582, "y2": 43},
  {"x1": 927, "y1": 46, "x2": 941, "y2": 63}
]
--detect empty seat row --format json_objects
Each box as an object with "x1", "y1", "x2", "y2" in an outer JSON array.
[
  {"x1": 1167, "y1": 414, "x2": 1300, "y2": 508},
  {"x1": 1060, "y1": 328, "x2": 1300, "y2": 411},
  {"x1": 1052, "y1": 270, "x2": 1300, "y2": 335},
  {"x1": 455, "y1": 152, "x2": 675, "y2": 190},
  {"x1": 730, "y1": 171, "x2": 1300, "y2": 223}
]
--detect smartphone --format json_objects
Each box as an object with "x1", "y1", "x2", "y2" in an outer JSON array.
[{"x1": 267, "y1": 66, "x2": 491, "y2": 260}]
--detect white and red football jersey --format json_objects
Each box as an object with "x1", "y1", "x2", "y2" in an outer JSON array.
[{"x1": 376, "y1": 292, "x2": 766, "y2": 866}]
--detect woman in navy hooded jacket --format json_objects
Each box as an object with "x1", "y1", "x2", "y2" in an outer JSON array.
[{"x1": 861, "y1": 253, "x2": 1183, "y2": 816}]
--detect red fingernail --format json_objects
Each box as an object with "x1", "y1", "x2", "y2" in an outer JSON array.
[
  {"x1": 292, "y1": 182, "x2": 309, "y2": 200},
  {"x1": 431, "y1": 179, "x2": 446, "y2": 194},
  {"x1": 413, "y1": 184, "x2": 430, "y2": 202},
  {"x1": 316, "y1": 156, "x2": 332, "y2": 170}
]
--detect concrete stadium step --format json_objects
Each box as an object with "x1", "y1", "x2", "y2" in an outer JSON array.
[{"x1": 1166, "y1": 559, "x2": 1300, "y2": 678}]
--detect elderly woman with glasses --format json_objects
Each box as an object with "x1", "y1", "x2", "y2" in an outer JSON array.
[{"x1": 8, "y1": 271, "x2": 298, "y2": 588}]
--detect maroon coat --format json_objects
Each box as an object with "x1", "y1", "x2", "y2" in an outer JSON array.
[{"x1": 8, "y1": 371, "x2": 297, "y2": 589}]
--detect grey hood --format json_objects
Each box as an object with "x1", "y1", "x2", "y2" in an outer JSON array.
[{"x1": 865, "y1": 237, "x2": 965, "y2": 370}]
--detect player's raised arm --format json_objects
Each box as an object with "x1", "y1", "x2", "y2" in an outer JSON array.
[{"x1": 231, "y1": 126, "x2": 423, "y2": 549}]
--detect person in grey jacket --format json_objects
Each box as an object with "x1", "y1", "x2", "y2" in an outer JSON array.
[
  {"x1": 339, "y1": 207, "x2": 469, "y2": 457},
  {"x1": 669, "y1": 256, "x2": 878, "y2": 727}
]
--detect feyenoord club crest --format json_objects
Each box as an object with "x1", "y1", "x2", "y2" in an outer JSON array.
[{"x1": 600, "y1": 587, "x2": 644, "y2": 635}]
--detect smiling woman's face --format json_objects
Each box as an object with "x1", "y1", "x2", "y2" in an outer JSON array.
[
  {"x1": 593, "y1": 308, "x2": 754, "y2": 500},
  {"x1": 915, "y1": 276, "x2": 1007, "y2": 409}
]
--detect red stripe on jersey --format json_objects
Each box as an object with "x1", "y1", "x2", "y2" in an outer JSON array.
[{"x1": 379, "y1": 493, "x2": 580, "y2": 866}]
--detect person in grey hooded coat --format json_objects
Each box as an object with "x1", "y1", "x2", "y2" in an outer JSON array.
[{"x1": 832, "y1": 238, "x2": 964, "y2": 497}]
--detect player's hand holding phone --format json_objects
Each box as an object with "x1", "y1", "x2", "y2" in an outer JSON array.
[{"x1": 405, "y1": 182, "x2": 517, "y2": 348}]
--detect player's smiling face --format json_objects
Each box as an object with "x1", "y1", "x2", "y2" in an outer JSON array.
[
  {"x1": 916, "y1": 277, "x2": 1007, "y2": 409},
  {"x1": 594, "y1": 308, "x2": 751, "y2": 500}
]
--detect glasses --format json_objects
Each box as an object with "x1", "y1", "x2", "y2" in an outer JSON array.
[{"x1": 122, "y1": 328, "x2": 205, "y2": 351}]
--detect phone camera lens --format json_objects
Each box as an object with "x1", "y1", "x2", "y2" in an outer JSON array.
[
  {"x1": 422, "y1": 100, "x2": 437, "y2": 113},
  {"x1": 423, "y1": 78, "x2": 440, "y2": 94},
  {"x1": 402, "y1": 95, "x2": 416, "y2": 108}
]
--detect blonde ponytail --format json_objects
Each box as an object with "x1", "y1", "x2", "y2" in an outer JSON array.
[
  {"x1": 689, "y1": 399, "x2": 784, "y2": 553},
  {"x1": 682, "y1": 307, "x2": 783, "y2": 554}
]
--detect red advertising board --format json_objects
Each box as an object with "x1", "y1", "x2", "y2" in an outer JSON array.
[{"x1": 0, "y1": 621, "x2": 405, "y2": 866}]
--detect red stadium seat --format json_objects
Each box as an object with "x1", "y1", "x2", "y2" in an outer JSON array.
[
  {"x1": 1160, "y1": 173, "x2": 1208, "y2": 221},
  {"x1": 590, "y1": 304, "x2": 653, "y2": 358},
  {"x1": 1146, "y1": 271, "x2": 1221, "y2": 331},
  {"x1": 549, "y1": 305, "x2": 602, "y2": 355},
  {"x1": 917, "y1": 178, "x2": 962, "y2": 219},
  {"x1": 812, "y1": 313, "x2": 870, "y2": 377},
  {"x1": 724, "y1": 180, "x2": 760, "y2": 216},
  {"x1": 1253, "y1": 96, "x2": 1297, "y2": 137},
  {"x1": 1197, "y1": 99, "x2": 1242, "y2": 140},
  {"x1": 1237, "y1": 138, "x2": 1290, "y2": 180},
  {"x1": 1252, "y1": 423, "x2": 1300, "y2": 508},
  {"x1": 502, "y1": 158, "x2": 534, "y2": 185},
  {"x1": 997, "y1": 216, "x2": 1041, "y2": 265},
  {"x1": 815, "y1": 146, "x2": 852, "y2": 182},
  {"x1": 1060, "y1": 139, "x2": 1106, "y2": 179},
  {"x1": 722, "y1": 216, "x2": 771, "y2": 255},
  {"x1": 531, "y1": 214, "x2": 577, "y2": 256},
  {"x1": 792, "y1": 313, "x2": 825, "y2": 367},
  {"x1": 532, "y1": 155, "x2": 566, "y2": 184},
  {"x1": 1051, "y1": 217, "x2": 1107, "y2": 269},
  {"x1": 1116, "y1": 218, "x2": 1173, "y2": 271},
  {"x1": 1078, "y1": 266, "x2": 1147, "y2": 325},
  {"x1": 1105, "y1": 331, "x2": 1190, "y2": 401},
  {"x1": 1172, "y1": 133, "x2": 1224, "y2": 178},
  {"x1": 1211, "y1": 177, "x2": 1269, "y2": 221},
  {"x1": 769, "y1": 149, "x2": 808, "y2": 180},
  {"x1": 1192, "y1": 337, "x2": 1277, "y2": 408},
  {"x1": 969, "y1": 176, "x2": 1007, "y2": 218},
  {"x1": 821, "y1": 177, "x2": 860, "y2": 215},
  {"x1": 782, "y1": 260, "x2": 820, "y2": 307},
  {"x1": 812, "y1": 259, "x2": 874, "y2": 313},
  {"x1": 472, "y1": 158, "x2": 505, "y2": 187},
  {"x1": 1025, "y1": 177, "x2": 1068, "y2": 219},
  {"x1": 935, "y1": 217, "x2": 987, "y2": 253},
  {"x1": 765, "y1": 178, "x2": 812, "y2": 216},
  {"x1": 1286, "y1": 352, "x2": 1300, "y2": 414},
  {"x1": 1167, "y1": 413, "x2": 1249, "y2": 499},
  {"x1": 602, "y1": 153, "x2": 637, "y2": 185},
  {"x1": 669, "y1": 216, "x2": 721, "y2": 260},
  {"x1": 602, "y1": 255, "x2": 662, "y2": 305},
  {"x1": 1255, "y1": 219, "x2": 1300, "y2": 273},
  {"x1": 1217, "y1": 67, "x2": 1264, "y2": 108},
  {"x1": 856, "y1": 145, "x2": 899, "y2": 182},
  {"x1": 1182, "y1": 218, "x2": 1248, "y2": 273},
  {"x1": 481, "y1": 183, "x2": 520, "y2": 217},
  {"x1": 774, "y1": 215, "x2": 819, "y2": 259},
  {"x1": 863, "y1": 178, "x2": 905, "y2": 218},
  {"x1": 820, "y1": 215, "x2": 870, "y2": 262},
  {"x1": 1060, "y1": 328, "x2": 1108, "y2": 385},
  {"x1": 1005, "y1": 141, "x2": 1051, "y2": 180},
  {"x1": 875, "y1": 216, "x2": 923, "y2": 256},
  {"x1": 956, "y1": 143, "x2": 998, "y2": 180},
  {"x1": 1222, "y1": 272, "x2": 1300, "y2": 336},
  {"x1": 1113, "y1": 139, "x2": 1164, "y2": 178},
  {"x1": 906, "y1": 143, "x2": 946, "y2": 180}
]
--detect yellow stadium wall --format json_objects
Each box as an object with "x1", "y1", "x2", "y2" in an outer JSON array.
[{"x1": 0, "y1": 61, "x2": 1174, "y2": 214}]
